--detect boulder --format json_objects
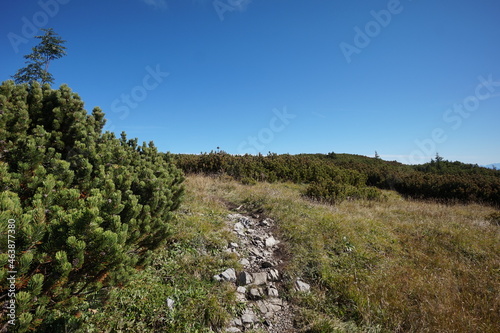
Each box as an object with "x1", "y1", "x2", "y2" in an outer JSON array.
[{"x1": 259, "y1": 218, "x2": 274, "y2": 227}]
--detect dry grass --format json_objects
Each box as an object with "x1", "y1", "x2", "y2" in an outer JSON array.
[
  {"x1": 83, "y1": 174, "x2": 500, "y2": 332},
  {"x1": 188, "y1": 174, "x2": 500, "y2": 333}
]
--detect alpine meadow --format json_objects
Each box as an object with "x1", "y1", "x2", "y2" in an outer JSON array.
[{"x1": 2, "y1": 1, "x2": 500, "y2": 333}]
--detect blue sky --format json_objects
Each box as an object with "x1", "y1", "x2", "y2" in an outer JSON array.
[{"x1": 1, "y1": 0, "x2": 500, "y2": 165}]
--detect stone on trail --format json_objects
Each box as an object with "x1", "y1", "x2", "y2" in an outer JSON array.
[
  {"x1": 267, "y1": 269, "x2": 280, "y2": 281},
  {"x1": 256, "y1": 300, "x2": 269, "y2": 314},
  {"x1": 259, "y1": 218, "x2": 274, "y2": 227},
  {"x1": 295, "y1": 279, "x2": 311, "y2": 293},
  {"x1": 219, "y1": 268, "x2": 237, "y2": 282},
  {"x1": 239, "y1": 258, "x2": 250, "y2": 267},
  {"x1": 237, "y1": 271, "x2": 253, "y2": 286},
  {"x1": 241, "y1": 310, "x2": 257, "y2": 326},
  {"x1": 251, "y1": 272, "x2": 268, "y2": 285},
  {"x1": 267, "y1": 286, "x2": 279, "y2": 297},
  {"x1": 265, "y1": 236, "x2": 279, "y2": 248},
  {"x1": 234, "y1": 222, "x2": 245, "y2": 235},
  {"x1": 249, "y1": 287, "x2": 263, "y2": 300}
]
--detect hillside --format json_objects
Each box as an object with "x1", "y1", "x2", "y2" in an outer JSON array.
[
  {"x1": 82, "y1": 174, "x2": 500, "y2": 332},
  {"x1": 1, "y1": 82, "x2": 499, "y2": 332},
  {"x1": 174, "y1": 152, "x2": 500, "y2": 207}
]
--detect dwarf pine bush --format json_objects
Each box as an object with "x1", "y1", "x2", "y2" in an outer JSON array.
[{"x1": 0, "y1": 81, "x2": 184, "y2": 332}]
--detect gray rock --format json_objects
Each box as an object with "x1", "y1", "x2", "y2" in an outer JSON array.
[
  {"x1": 267, "y1": 286, "x2": 279, "y2": 297},
  {"x1": 252, "y1": 239, "x2": 264, "y2": 247},
  {"x1": 229, "y1": 242, "x2": 239, "y2": 249},
  {"x1": 230, "y1": 317, "x2": 242, "y2": 327},
  {"x1": 237, "y1": 271, "x2": 253, "y2": 286},
  {"x1": 234, "y1": 222, "x2": 245, "y2": 235},
  {"x1": 249, "y1": 287, "x2": 263, "y2": 300},
  {"x1": 239, "y1": 258, "x2": 250, "y2": 267},
  {"x1": 220, "y1": 268, "x2": 237, "y2": 282},
  {"x1": 295, "y1": 279, "x2": 311, "y2": 293},
  {"x1": 256, "y1": 300, "x2": 269, "y2": 314},
  {"x1": 237, "y1": 286, "x2": 247, "y2": 294},
  {"x1": 252, "y1": 272, "x2": 268, "y2": 285},
  {"x1": 249, "y1": 247, "x2": 262, "y2": 257},
  {"x1": 228, "y1": 213, "x2": 244, "y2": 220},
  {"x1": 213, "y1": 274, "x2": 223, "y2": 282},
  {"x1": 239, "y1": 217, "x2": 253, "y2": 227},
  {"x1": 267, "y1": 302, "x2": 283, "y2": 312},
  {"x1": 166, "y1": 298, "x2": 175, "y2": 309},
  {"x1": 241, "y1": 310, "x2": 256, "y2": 325},
  {"x1": 265, "y1": 236, "x2": 278, "y2": 248},
  {"x1": 225, "y1": 327, "x2": 241, "y2": 333},
  {"x1": 268, "y1": 297, "x2": 283, "y2": 306},
  {"x1": 267, "y1": 269, "x2": 280, "y2": 281}
]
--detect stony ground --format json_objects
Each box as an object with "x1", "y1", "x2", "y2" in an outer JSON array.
[{"x1": 213, "y1": 213, "x2": 310, "y2": 333}]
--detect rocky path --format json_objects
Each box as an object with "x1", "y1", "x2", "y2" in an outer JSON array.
[{"x1": 213, "y1": 213, "x2": 310, "y2": 333}]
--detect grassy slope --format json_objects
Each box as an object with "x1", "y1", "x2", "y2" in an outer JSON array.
[{"x1": 82, "y1": 175, "x2": 500, "y2": 333}]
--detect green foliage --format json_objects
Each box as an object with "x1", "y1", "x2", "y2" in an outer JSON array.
[
  {"x1": 322, "y1": 153, "x2": 500, "y2": 206},
  {"x1": 175, "y1": 151, "x2": 500, "y2": 206},
  {"x1": 305, "y1": 180, "x2": 384, "y2": 204},
  {"x1": 0, "y1": 81, "x2": 184, "y2": 331},
  {"x1": 174, "y1": 152, "x2": 373, "y2": 204},
  {"x1": 12, "y1": 28, "x2": 67, "y2": 85},
  {"x1": 79, "y1": 176, "x2": 239, "y2": 333}
]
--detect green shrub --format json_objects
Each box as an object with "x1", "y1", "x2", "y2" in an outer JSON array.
[
  {"x1": 0, "y1": 81, "x2": 184, "y2": 331},
  {"x1": 304, "y1": 179, "x2": 384, "y2": 204}
]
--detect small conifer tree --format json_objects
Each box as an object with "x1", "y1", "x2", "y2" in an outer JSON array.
[{"x1": 12, "y1": 28, "x2": 66, "y2": 85}]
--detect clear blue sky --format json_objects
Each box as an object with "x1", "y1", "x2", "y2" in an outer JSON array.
[{"x1": 2, "y1": 0, "x2": 500, "y2": 165}]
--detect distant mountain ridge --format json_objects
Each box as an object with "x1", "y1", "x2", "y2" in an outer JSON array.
[{"x1": 484, "y1": 163, "x2": 500, "y2": 169}]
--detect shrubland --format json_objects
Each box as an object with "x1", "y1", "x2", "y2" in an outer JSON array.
[
  {"x1": 2, "y1": 80, "x2": 499, "y2": 332},
  {"x1": 175, "y1": 152, "x2": 500, "y2": 206}
]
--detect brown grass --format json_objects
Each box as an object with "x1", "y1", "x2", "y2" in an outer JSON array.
[{"x1": 186, "y1": 174, "x2": 500, "y2": 333}]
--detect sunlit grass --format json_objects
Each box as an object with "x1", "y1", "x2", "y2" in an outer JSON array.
[
  {"x1": 200, "y1": 175, "x2": 500, "y2": 332},
  {"x1": 81, "y1": 174, "x2": 500, "y2": 332},
  {"x1": 80, "y1": 175, "x2": 240, "y2": 332}
]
